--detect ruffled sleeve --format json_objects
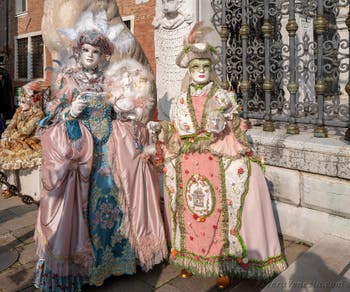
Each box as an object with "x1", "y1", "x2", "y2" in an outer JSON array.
[{"x1": 46, "y1": 71, "x2": 79, "y2": 117}]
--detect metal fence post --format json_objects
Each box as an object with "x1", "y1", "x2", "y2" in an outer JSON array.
[
  {"x1": 345, "y1": 6, "x2": 350, "y2": 141},
  {"x1": 314, "y1": 0, "x2": 328, "y2": 137},
  {"x1": 286, "y1": 0, "x2": 300, "y2": 134},
  {"x1": 220, "y1": 0, "x2": 229, "y2": 90},
  {"x1": 240, "y1": 0, "x2": 250, "y2": 123},
  {"x1": 262, "y1": 0, "x2": 274, "y2": 132}
]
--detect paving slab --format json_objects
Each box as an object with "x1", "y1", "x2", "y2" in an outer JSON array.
[
  {"x1": 168, "y1": 275, "x2": 220, "y2": 292},
  {"x1": 136, "y1": 263, "x2": 179, "y2": 288},
  {"x1": 2, "y1": 211, "x2": 37, "y2": 231},
  {"x1": 7, "y1": 204, "x2": 37, "y2": 217},
  {"x1": 229, "y1": 279, "x2": 268, "y2": 291},
  {"x1": 11, "y1": 225, "x2": 35, "y2": 245},
  {"x1": 18, "y1": 243, "x2": 37, "y2": 265},
  {"x1": 0, "y1": 226, "x2": 8, "y2": 236},
  {"x1": 0, "y1": 233, "x2": 18, "y2": 246},
  {"x1": 155, "y1": 283, "x2": 183, "y2": 292},
  {"x1": 332, "y1": 267, "x2": 350, "y2": 291},
  {"x1": 17, "y1": 287, "x2": 36, "y2": 292},
  {"x1": 0, "y1": 196, "x2": 317, "y2": 292},
  {"x1": 262, "y1": 236, "x2": 350, "y2": 292},
  {"x1": 85, "y1": 274, "x2": 153, "y2": 292},
  {"x1": 135, "y1": 262, "x2": 179, "y2": 288},
  {"x1": 283, "y1": 241, "x2": 309, "y2": 265},
  {"x1": 0, "y1": 209, "x2": 17, "y2": 226},
  {"x1": 0, "y1": 261, "x2": 36, "y2": 292},
  {"x1": 0, "y1": 233, "x2": 23, "y2": 250},
  {"x1": 0, "y1": 197, "x2": 24, "y2": 211}
]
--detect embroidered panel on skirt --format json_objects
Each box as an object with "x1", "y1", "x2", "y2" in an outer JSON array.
[
  {"x1": 164, "y1": 154, "x2": 288, "y2": 277},
  {"x1": 166, "y1": 153, "x2": 250, "y2": 272},
  {"x1": 178, "y1": 152, "x2": 225, "y2": 257},
  {"x1": 88, "y1": 142, "x2": 135, "y2": 286}
]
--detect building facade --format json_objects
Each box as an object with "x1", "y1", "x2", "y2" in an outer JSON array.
[
  {"x1": 0, "y1": 0, "x2": 156, "y2": 93},
  {"x1": 0, "y1": 0, "x2": 51, "y2": 90},
  {"x1": 118, "y1": 0, "x2": 156, "y2": 72}
]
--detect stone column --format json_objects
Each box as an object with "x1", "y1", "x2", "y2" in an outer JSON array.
[{"x1": 153, "y1": 0, "x2": 194, "y2": 120}]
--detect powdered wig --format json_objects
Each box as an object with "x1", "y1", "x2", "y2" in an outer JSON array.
[
  {"x1": 20, "y1": 80, "x2": 47, "y2": 111},
  {"x1": 73, "y1": 30, "x2": 114, "y2": 61}
]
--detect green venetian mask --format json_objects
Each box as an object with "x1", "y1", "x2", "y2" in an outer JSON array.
[
  {"x1": 189, "y1": 59, "x2": 212, "y2": 85},
  {"x1": 189, "y1": 59, "x2": 212, "y2": 73}
]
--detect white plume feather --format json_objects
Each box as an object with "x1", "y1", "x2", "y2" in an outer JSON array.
[
  {"x1": 94, "y1": 10, "x2": 108, "y2": 33},
  {"x1": 58, "y1": 28, "x2": 78, "y2": 41},
  {"x1": 60, "y1": 10, "x2": 134, "y2": 53},
  {"x1": 75, "y1": 11, "x2": 97, "y2": 35},
  {"x1": 107, "y1": 24, "x2": 124, "y2": 42}
]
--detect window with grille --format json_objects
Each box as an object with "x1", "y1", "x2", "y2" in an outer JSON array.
[
  {"x1": 32, "y1": 35, "x2": 44, "y2": 79},
  {"x1": 0, "y1": 54, "x2": 5, "y2": 65},
  {"x1": 15, "y1": 0, "x2": 27, "y2": 15},
  {"x1": 15, "y1": 34, "x2": 44, "y2": 80},
  {"x1": 17, "y1": 38, "x2": 28, "y2": 79},
  {"x1": 124, "y1": 20, "x2": 131, "y2": 30},
  {"x1": 122, "y1": 15, "x2": 134, "y2": 33}
]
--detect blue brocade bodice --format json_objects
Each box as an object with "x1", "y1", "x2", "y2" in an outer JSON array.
[{"x1": 81, "y1": 93, "x2": 112, "y2": 145}]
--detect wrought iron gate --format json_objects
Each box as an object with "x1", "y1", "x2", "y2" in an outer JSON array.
[{"x1": 211, "y1": 0, "x2": 350, "y2": 139}]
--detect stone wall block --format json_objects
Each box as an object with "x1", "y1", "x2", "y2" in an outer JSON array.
[
  {"x1": 302, "y1": 173, "x2": 350, "y2": 218},
  {"x1": 256, "y1": 146, "x2": 339, "y2": 177},
  {"x1": 272, "y1": 201, "x2": 328, "y2": 244},
  {"x1": 338, "y1": 149, "x2": 350, "y2": 179},
  {"x1": 248, "y1": 129, "x2": 349, "y2": 179},
  {"x1": 326, "y1": 214, "x2": 350, "y2": 241},
  {"x1": 272, "y1": 201, "x2": 350, "y2": 244},
  {"x1": 265, "y1": 166, "x2": 301, "y2": 206},
  {"x1": 302, "y1": 150, "x2": 338, "y2": 176},
  {"x1": 248, "y1": 129, "x2": 286, "y2": 147}
]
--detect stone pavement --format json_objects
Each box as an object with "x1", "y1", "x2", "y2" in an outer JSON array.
[
  {"x1": 0, "y1": 195, "x2": 310, "y2": 292},
  {"x1": 262, "y1": 236, "x2": 350, "y2": 292}
]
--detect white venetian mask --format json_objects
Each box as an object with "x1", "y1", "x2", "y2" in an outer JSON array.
[{"x1": 79, "y1": 43, "x2": 102, "y2": 71}]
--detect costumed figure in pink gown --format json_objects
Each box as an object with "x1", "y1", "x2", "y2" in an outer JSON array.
[
  {"x1": 34, "y1": 10, "x2": 167, "y2": 291},
  {"x1": 148, "y1": 23, "x2": 287, "y2": 288}
]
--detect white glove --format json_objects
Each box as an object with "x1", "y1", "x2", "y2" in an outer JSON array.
[
  {"x1": 147, "y1": 121, "x2": 161, "y2": 135},
  {"x1": 114, "y1": 98, "x2": 135, "y2": 112},
  {"x1": 206, "y1": 111, "x2": 226, "y2": 134},
  {"x1": 70, "y1": 98, "x2": 88, "y2": 118},
  {"x1": 147, "y1": 121, "x2": 161, "y2": 143},
  {"x1": 143, "y1": 144, "x2": 156, "y2": 156}
]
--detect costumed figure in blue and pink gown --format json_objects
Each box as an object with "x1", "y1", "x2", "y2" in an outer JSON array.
[{"x1": 34, "y1": 10, "x2": 167, "y2": 291}]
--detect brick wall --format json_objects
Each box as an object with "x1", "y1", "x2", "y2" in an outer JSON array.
[
  {"x1": 117, "y1": 0, "x2": 156, "y2": 73},
  {"x1": 17, "y1": 0, "x2": 44, "y2": 34},
  {"x1": 0, "y1": 0, "x2": 15, "y2": 84},
  {"x1": 5, "y1": 0, "x2": 49, "y2": 88}
]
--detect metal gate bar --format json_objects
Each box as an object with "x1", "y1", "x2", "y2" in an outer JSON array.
[{"x1": 211, "y1": 0, "x2": 350, "y2": 140}]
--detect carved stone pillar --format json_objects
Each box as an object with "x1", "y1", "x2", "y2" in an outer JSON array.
[{"x1": 153, "y1": 0, "x2": 193, "y2": 120}]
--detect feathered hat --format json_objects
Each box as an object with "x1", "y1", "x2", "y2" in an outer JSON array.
[
  {"x1": 176, "y1": 22, "x2": 220, "y2": 68},
  {"x1": 59, "y1": 10, "x2": 134, "y2": 57},
  {"x1": 20, "y1": 81, "x2": 45, "y2": 108}
]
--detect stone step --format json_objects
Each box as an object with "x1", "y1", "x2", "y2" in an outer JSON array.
[
  {"x1": 332, "y1": 268, "x2": 350, "y2": 292},
  {"x1": 262, "y1": 236, "x2": 350, "y2": 292}
]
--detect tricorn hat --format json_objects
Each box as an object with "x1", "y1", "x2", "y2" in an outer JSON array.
[{"x1": 176, "y1": 22, "x2": 220, "y2": 68}]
